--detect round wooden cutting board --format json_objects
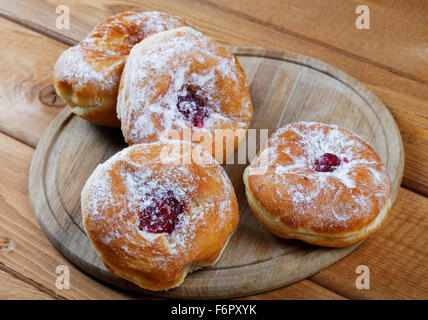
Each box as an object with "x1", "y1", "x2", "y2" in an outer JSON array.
[{"x1": 29, "y1": 47, "x2": 403, "y2": 299}]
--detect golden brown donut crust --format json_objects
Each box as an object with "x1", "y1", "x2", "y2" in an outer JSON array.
[
  {"x1": 54, "y1": 11, "x2": 191, "y2": 127},
  {"x1": 81, "y1": 141, "x2": 239, "y2": 290},
  {"x1": 117, "y1": 27, "x2": 253, "y2": 160},
  {"x1": 243, "y1": 122, "x2": 392, "y2": 247}
]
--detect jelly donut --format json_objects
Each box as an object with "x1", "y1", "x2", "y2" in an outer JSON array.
[
  {"x1": 81, "y1": 140, "x2": 239, "y2": 290},
  {"x1": 243, "y1": 122, "x2": 392, "y2": 247},
  {"x1": 117, "y1": 27, "x2": 253, "y2": 161},
  {"x1": 54, "y1": 11, "x2": 191, "y2": 127}
]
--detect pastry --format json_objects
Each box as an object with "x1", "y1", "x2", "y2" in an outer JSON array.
[
  {"x1": 54, "y1": 11, "x2": 191, "y2": 127},
  {"x1": 243, "y1": 121, "x2": 392, "y2": 247},
  {"x1": 81, "y1": 140, "x2": 239, "y2": 290},
  {"x1": 117, "y1": 26, "x2": 253, "y2": 161}
]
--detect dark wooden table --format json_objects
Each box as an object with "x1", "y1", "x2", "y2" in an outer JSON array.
[{"x1": 0, "y1": 0, "x2": 426, "y2": 299}]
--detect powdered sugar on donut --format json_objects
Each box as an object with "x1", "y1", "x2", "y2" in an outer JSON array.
[
  {"x1": 248, "y1": 122, "x2": 392, "y2": 231},
  {"x1": 82, "y1": 141, "x2": 236, "y2": 264},
  {"x1": 55, "y1": 46, "x2": 122, "y2": 93},
  {"x1": 118, "y1": 27, "x2": 252, "y2": 143},
  {"x1": 54, "y1": 12, "x2": 191, "y2": 93}
]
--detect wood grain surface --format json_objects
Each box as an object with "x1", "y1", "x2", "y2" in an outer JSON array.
[
  {"x1": 0, "y1": 18, "x2": 66, "y2": 147},
  {"x1": 29, "y1": 47, "x2": 404, "y2": 298},
  {"x1": 0, "y1": 0, "x2": 426, "y2": 299},
  {"x1": 0, "y1": 269, "x2": 53, "y2": 300}
]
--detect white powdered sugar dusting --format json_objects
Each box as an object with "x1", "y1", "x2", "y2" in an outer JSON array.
[
  {"x1": 55, "y1": 11, "x2": 190, "y2": 93},
  {"x1": 119, "y1": 27, "x2": 251, "y2": 143},
  {"x1": 55, "y1": 46, "x2": 121, "y2": 92},
  {"x1": 249, "y1": 122, "x2": 391, "y2": 229},
  {"x1": 82, "y1": 141, "x2": 235, "y2": 264}
]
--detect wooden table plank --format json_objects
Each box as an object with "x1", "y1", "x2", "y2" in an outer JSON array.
[
  {"x1": 0, "y1": 131, "x2": 346, "y2": 299},
  {"x1": 1, "y1": 1, "x2": 427, "y2": 196},
  {"x1": 245, "y1": 280, "x2": 347, "y2": 300},
  {"x1": 0, "y1": 268, "x2": 54, "y2": 300},
  {"x1": 207, "y1": 0, "x2": 428, "y2": 83},
  {"x1": 362, "y1": 0, "x2": 428, "y2": 28},
  {"x1": 0, "y1": 17, "x2": 66, "y2": 147},
  {"x1": 310, "y1": 188, "x2": 428, "y2": 300}
]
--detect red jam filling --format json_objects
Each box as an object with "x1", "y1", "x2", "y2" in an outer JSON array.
[
  {"x1": 177, "y1": 92, "x2": 208, "y2": 128},
  {"x1": 314, "y1": 153, "x2": 343, "y2": 172},
  {"x1": 138, "y1": 191, "x2": 186, "y2": 234}
]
